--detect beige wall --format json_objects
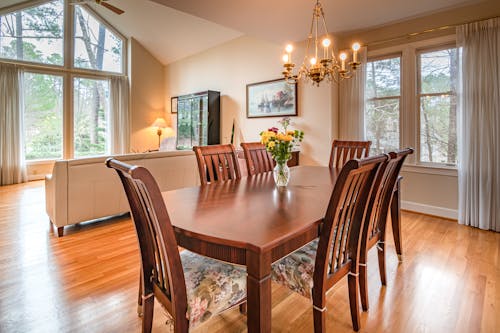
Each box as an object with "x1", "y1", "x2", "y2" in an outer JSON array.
[
  {"x1": 165, "y1": 36, "x2": 335, "y2": 166},
  {"x1": 129, "y1": 37, "x2": 167, "y2": 153}
]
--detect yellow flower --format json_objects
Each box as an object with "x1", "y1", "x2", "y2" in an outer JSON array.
[
  {"x1": 282, "y1": 135, "x2": 293, "y2": 142},
  {"x1": 267, "y1": 141, "x2": 276, "y2": 149},
  {"x1": 287, "y1": 130, "x2": 295, "y2": 136}
]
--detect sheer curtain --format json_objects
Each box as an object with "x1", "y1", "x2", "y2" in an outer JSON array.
[
  {"x1": 109, "y1": 76, "x2": 130, "y2": 154},
  {"x1": 0, "y1": 63, "x2": 27, "y2": 185},
  {"x1": 457, "y1": 18, "x2": 500, "y2": 232},
  {"x1": 338, "y1": 46, "x2": 367, "y2": 140}
]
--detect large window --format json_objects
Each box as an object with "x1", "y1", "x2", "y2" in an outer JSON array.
[
  {"x1": 0, "y1": 0, "x2": 125, "y2": 161},
  {"x1": 364, "y1": 38, "x2": 460, "y2": 169},
  {"x1": 24, "y1": 72, "x2": 63, "y2": 160},
  {"x1": 0, "y1": 0, "x2": 64, "y2": 65},
  {"x1": 74, "y1": 6, "x2": 123, "y2": 73},
  {"x1": 73, "y1": 77, "x2": 110, "y2": 157},
  {"x1": 418, "y1": 47, "x2": 459, "y2": 165},
  {"x1": 365, "y1": 56, "x2": 401, "y2": 155}
]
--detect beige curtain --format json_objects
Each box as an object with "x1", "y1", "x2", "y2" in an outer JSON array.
[
  {"x1": 338, "y1": 46, "x2": 367, "y2": 140},
  {"x1": 457, "y1": 18, "x2": 500, "y2": 231},
  {"x1": 0, "y1": 63, "x2": 27, "y2": 185},
  {"x1": 109, "y1": 76, "x2": 130, "y2": 154}
]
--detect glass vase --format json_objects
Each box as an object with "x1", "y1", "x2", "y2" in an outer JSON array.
[{"x1": 273, "y1": 161, "x2": 290, "y2": 187}]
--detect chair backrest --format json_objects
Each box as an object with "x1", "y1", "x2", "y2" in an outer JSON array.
[
  {"x1": 193, "y1": 144, "x2": 241, "y2": 185},
  {"x1": 240, "y1": 142, "x2": 274, "y2": 176},
  {"x1": 105, "y1": 158, "x2": 187, "y2": 320},
  {"x1": 362, "y1": 148, "x2": 413, "y2": 246},
  {"x1": 329, "y1": 140, "x2": 372, "y2": 169},
  {"x1": 313, "y1": 154, "x2": 387, "y2": 293}
]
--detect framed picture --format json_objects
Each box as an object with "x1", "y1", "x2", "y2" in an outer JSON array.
[
  {"x1": 171, "y1": 96, "x2": 178, "y2": 114},
  {"x1": 246, "y1": 78, "x2": 298, "y2": 118}
]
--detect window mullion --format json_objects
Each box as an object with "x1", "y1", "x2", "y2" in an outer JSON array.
[{"x1": 401, "y1": 46, "x2": 417, "y2": 164}]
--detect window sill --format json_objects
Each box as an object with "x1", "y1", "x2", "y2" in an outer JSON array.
[
  {"x1": 26, "y1": 159, "x2": 57, "y2": 166},
  {"x1": 402, "y1": 164, "x2": 457, "y2": 177}
]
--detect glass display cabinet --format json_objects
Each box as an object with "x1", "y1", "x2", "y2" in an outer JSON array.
[{"x1": 176, "y1": 90, "x2": 220, "y2": 150}]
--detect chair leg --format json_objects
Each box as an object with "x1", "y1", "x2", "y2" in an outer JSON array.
[
  {"x1": 141, "y1": 293, "x2": 154, "y2": 333},
  {"x1": 312, "y1": 304, "x2": 326, "y2": 333},
  {"x1": 348, "y1": 272, "x2": 361, "y2": 331},
  {"x1": 391, "y1": 177, "x2": 403, "y2": 262},
  {"x1": 377, "y1": 241, "x2": 387, "y2": 286},
  {"x1": 239, "y1": 302, "x2": 247, "y2": 315},
  {"x1": 137, "y1": 273, "x2": 143, "y2": 317},
  {"x1": 359, "y1": 262, "x2": 369, "y2": 311}
]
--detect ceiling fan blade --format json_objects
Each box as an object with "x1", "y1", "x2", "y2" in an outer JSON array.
[{"x1": 100, "y1": 1, "x2": 124, "y2": 15}]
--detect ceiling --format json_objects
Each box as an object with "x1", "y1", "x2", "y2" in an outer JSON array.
[{"x1": 1, "y1": 0, "x2": 485, "y2": 64}]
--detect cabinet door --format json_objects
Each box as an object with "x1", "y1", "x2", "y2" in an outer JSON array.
[
  {"x1": 176, "y1": 98, "x2": 192, "y2": 150},
  {"x1": 200, "y1": 95, "x2": 208, "y2": 146},
  {"x1": 191, "y1": 97, "x2": 201, "y2": 146}
]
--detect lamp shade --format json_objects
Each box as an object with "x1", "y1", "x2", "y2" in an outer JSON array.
[{"x1": 152, "y1": 117, "x2": 168, "y2": 128}]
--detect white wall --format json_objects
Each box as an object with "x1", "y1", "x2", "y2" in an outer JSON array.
[{"x1": 165, "y1": 36, "x2": 335, "y2": 166}]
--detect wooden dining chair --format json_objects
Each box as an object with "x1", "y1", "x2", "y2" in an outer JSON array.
[
  {"x1": 106, "y1": 158, "x2": 247, "y2": 333},
  {"x1": 329, "y1": 140, "x2": 372, "y2": 169},
  {"x1": 272, "y1": 154, "x2": 387, "y2": 332},
  {"x1": 193, "y1": 144, "x2": 241, "y2": 185},
  {"x1": 240, "y1": 142, "x2": 274, "y2": 175},
  {"x1": 358, "y1": 148, "x2": 413, "y2": 311}
]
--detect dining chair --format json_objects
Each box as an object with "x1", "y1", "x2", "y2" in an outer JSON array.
[
  {"x1": 272, "y1": 154, "x2": 387, "y2": 332},
  {"x1": 193, "y1": 144, "x2": 241, "y2": 185},
  {"x1": 329, "y1": 140, "x2": 372, "y2": 169},
  {"x1": 359, "y1": 148, "x2": 413, "y2": 311},
  {"x1": 106, "y1": 158, "x2": 247, "y2": 333},
  {"x1": 240, "y1": 142, "x2": 274, "y2": 175}
]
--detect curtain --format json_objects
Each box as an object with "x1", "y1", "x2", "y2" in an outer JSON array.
[
  {"x1": 0, "y1": 63, "x2": 27, "y2": 185},
  {"x1": 109, "y1": 76, "x2": 130, "y2": 154},
  {"x1": 338, "y1": 46, "x2": 367, "y2": 140},
  {"x1": 457, "y1": 18, "x2": 500, "y2": 232}
]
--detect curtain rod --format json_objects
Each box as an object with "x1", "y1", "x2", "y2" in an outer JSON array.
[{"x1": 367, "y1": 15, "x2": 499, "y2": 47}]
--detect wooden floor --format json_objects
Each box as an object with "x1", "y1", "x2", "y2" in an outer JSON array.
[{"x1": 0, "y1": 181, "x2": 499, "y2": 333}]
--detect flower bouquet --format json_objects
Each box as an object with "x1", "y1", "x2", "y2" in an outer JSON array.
[{"x1": 260, "y1": 118, "x2": 304, "y2": 186}]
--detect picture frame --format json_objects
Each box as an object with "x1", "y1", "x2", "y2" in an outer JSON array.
[
  {"x1": 171, "y1": 96, "x2": 178, "y2": 114},
  {"x1": 246, "y1": 78, "x2": 298, "y2": 118}
]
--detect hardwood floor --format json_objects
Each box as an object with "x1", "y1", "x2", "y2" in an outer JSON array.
[{"x1": 0, "y1": 181, "x2": 498, "y2": 332}]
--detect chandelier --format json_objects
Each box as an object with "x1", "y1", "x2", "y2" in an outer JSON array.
[{"x1": 282, "y1": 0, "x2": 361, "y2": 86}]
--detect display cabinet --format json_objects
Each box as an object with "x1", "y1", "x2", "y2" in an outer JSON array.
[{"x1": 176, "y1": 90, "x2": 220, "y2": 150}]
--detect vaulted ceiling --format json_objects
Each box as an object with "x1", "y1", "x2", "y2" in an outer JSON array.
[{"x1": 1, "y1": 0, "x2": 487, "y2": 65}]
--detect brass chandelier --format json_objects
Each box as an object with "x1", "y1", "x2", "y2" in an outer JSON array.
[{"x1": 282, "y1": 0, "x2": 361, "y2": 86}]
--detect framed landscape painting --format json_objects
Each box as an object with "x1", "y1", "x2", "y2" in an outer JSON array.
[{"x1": 246, "y1": 78, "x2": 297, "y2": 118}]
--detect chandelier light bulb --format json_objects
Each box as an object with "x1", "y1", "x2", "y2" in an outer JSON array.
[
  {"x1": 352, "y1": 42, "x2": 360, "y2": 51},
  {"x1": 285, "y1": 44, "x2": 293, "y2": 53},
  {"x1": 282, "y1": 54, "x2": 289, "y2": 63},
  {"x1": 310, "y1": 57, "x2": 317, "y2": 65},
  {"x1": 322, "y1": 38, "x2": 331, "y2": 47},
  {"x1": 339, "y1": 53, "x2": 347, "y2": 60}
]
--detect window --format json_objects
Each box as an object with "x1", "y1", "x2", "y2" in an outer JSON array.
[
  {"x1": 73, "y1": 77, "x2": 110, "y2": 157},
  {"x1": 0, "y1": 0, "x2": 64, "y2": 65},
  {"x1": 0, "y1": 0, "x2": 126, "y2": 161},
  {"x1": 365, "y1": 56, "x2": 401, "y2": 155},
  {"x1": 418, "y1": 47, "x2": 459, "y2": 165},
  {"x1": 74, "y1": 6, "x2": 123, "y2": 73},
  {"x1": 24, "y1": 72, "x2": 63, "y2": 160}
]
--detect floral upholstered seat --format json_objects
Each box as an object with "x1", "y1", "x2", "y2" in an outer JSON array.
[
  {"x1": 181, "y1": 250, "x2": 247, "y2": 328},
  {"x1": 271, "y1": 239, "x2": 319, "y2": 299}
]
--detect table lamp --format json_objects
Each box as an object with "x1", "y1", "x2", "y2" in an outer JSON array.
[{"x1": 152, "y1": 117, "x2": 168, "y2": 149}]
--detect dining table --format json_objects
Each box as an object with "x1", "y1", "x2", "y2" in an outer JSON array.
[{"x1": 162, "y1": 165, "x2": 402, "y2": 332}]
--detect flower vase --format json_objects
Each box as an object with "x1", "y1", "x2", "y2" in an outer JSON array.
[{"x1": 273, "y1": 160, "x2": 290, "y2": 187}]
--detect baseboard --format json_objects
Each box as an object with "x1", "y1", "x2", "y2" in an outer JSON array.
[{"x1": 401, "y1": 200, "x2": 458, "y2": 220}]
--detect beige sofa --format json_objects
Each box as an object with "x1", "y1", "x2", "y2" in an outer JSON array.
[{"x1": 45, "y1": 150, "x2": 199, "y2": 236}]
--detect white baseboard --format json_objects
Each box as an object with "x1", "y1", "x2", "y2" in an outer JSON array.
[{"x1": 401, "y1": 200, "x2": 458, "y2": 220}]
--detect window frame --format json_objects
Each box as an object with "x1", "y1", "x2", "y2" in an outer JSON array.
[
  {"x1": 0, "y1": 0, "x2": 127, "y2": 161},
  {"x1": 365, "y1": 34, "x2": 458, "y2": 175},
  {"x1": 416, "y1": 43, "x2": 459, "y2": 167},
  {"x1": 365, "y1": 52, "x2": 403, "y2": 154}
]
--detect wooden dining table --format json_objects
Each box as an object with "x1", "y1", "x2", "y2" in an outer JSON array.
[
  {"x1": 162, "y1": 165, "x2": 403, "y2": 332},
  {"x1": 162, "y1": 166, "x2": 335, "y2": 332}
]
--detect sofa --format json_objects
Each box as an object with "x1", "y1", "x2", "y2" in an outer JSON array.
[{"x1": 45, "y1": 150, "x2": 199, "y2": 236}]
